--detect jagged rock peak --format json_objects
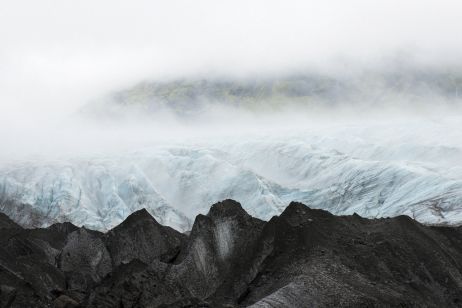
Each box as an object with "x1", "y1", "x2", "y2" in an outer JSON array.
[
  {"x1": 1, "y1": 200, "x2": 462, "y2": 307},
  {"x1": 105, "y1": 207, "x2": 186, "y2": 267},
  {"x1": 281, "y1": 201, "x2": 334, "y2": 219},
  {"x1": 47, "y1": 221, "x2": 79, "y2": 234},
  {"x1": 207, "y1": 199, "x2": 249, "y2": 219},
  {"x1": 127, "y1": 208, "x2": 155, "y2": 220},
  {"x1": 113, "y1": 208, "x2": 159, "y2": 229}
]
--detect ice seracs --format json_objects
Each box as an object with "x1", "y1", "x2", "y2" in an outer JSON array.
[{"x1": 1, "y1": 119, "x2": 462, "y2": 231}]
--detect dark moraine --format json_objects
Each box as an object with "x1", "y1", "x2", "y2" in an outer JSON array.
[{"x1": 0, "y1": 199, "x2": 462, "y2": 307}]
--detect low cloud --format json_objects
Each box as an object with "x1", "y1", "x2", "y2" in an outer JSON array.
[{"x1": 1, "y1": 0, "x2": 462, "y2": 162}]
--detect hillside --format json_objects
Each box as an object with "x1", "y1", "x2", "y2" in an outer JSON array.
[
  {"x1": 83, "y1": 69, "x2": 462, "y2": 117},
  {"x1": 1, "y1": 200, "x2": 462, "y2": 307}
]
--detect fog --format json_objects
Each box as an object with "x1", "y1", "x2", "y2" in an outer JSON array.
[{"x1": 1, "y1": 0, "x2": 462, "y2": 163}]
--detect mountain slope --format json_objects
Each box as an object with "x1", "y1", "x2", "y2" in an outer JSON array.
[
  {"x1": 84, "y1": 70, "x2": 462, "y2": 117},
  {"x1": 1, "y1": 200, "x2": 462, "y2": 307}
]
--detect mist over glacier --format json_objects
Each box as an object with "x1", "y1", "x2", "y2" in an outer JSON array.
[{"x1": 1, "y1": 97, "x2": 462, "y2": 231}]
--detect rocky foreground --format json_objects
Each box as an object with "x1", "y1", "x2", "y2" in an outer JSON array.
[{"x1": 0, "y1": 200, "x2": 462, "y2": 307}]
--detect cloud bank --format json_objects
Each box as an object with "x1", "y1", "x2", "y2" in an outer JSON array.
[
  {"x1": 1, "y1": 0, "x2": 462, "y2": 163},
  {"x1": 1, "y1": 0, "x2": 462, "y2": 116}
]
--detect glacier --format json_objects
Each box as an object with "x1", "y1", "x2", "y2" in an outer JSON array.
[{"x1": 1, "y1": 117, "x2": 462, "y2": 232}]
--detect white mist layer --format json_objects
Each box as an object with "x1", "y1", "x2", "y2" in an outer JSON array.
[{"x1": 1, "y1": 114, "x2": 461, "y2": 231}]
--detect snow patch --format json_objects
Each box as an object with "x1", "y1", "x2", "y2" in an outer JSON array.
[{"x1": 214, "y1": 220, "x2": 234, "y2": 259}]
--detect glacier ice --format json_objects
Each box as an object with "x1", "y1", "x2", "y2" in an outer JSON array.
[{"x1": 1, "y1": 118, "x2": 462, "y2": 232}]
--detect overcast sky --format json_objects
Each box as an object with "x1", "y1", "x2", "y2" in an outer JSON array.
[{"x1": 1, "y1": 0, "x2": 462, "y2": 119}]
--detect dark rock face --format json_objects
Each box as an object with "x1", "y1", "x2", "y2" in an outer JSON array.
[
  {"x1": 169, "y1": 200, "x2": 266, "y2": 302},
  {"x1": 0, "y1": 212, "x2": 20, "y2": 229},
  {"x1": 1, "y1": 199, "x2": 462, "y2": 307},
  {"x1": 60, "y1": 228, "x2": 112, "y2": 291},
  {"x1": 105, "y1": 208, "x2": 187, "y2": 266}
]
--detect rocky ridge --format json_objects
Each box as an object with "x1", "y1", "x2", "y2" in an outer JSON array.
[{"x1": 0, "y1": 199, "x2": 462, "y2": 307}]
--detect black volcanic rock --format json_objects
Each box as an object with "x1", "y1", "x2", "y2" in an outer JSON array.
[
  {"x1": 0, "y1": 224, "x2": 67, "y2": 307},
  {"x1": 240, "y1": 203, "x2": 462, "y2": 307},
  {"x1": 0, "y1": 200, "x2": 462, "y2": 307},
  {"x1": 86, "y1": 259, "x2": 196, "y2": 308},
  {"x1": 0, "y1": 211, "x2": 20, "y2": 229},
  {"x1": 59, "y1": 228, "x2": 112, "y2": 291},
  {"x1": 104, "y1": 208, "x2": 186, "y2": 266},
  {"x1": 169, "y1": 199, "x2": 266, "y2": 302}
]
